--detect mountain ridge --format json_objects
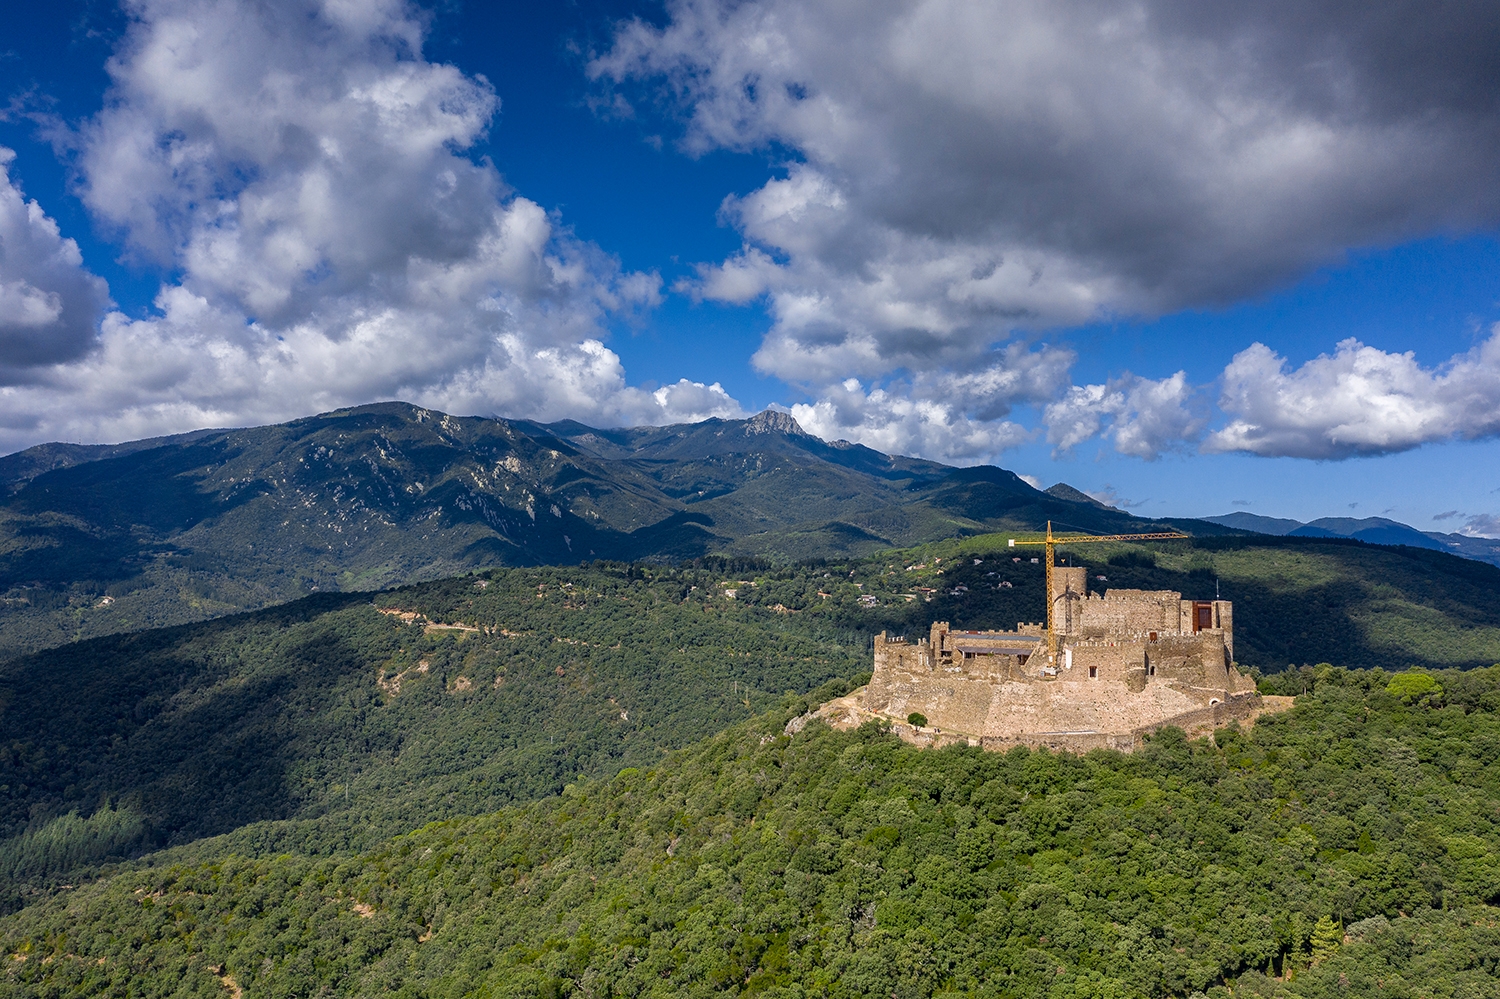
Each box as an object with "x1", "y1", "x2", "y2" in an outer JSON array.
[
  {"x1": 0, "y1": 402, "x2": 1230, "y2": 655},
  {"x1": 1203, "y1": 512, "x2": 1500, "y2": 568}
]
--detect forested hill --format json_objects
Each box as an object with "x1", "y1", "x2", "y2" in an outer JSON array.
[
  {"x1": 0, "y1": 563, "x2": 868, "y2": 909},
  {"x1": 4, "y1": 536, "x2": 1499, "y2": 908},
  {"x1": 0, "y1": 402, "x2": 1230, "y2": 655},
  {"x1": 4, "y1": 665, "x2": 1500, "y2": 998}
]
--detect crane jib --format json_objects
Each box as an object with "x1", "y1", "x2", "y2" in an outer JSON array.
[
  {"x1": 1008, "y1": 532, "x2": 1190, "y2": 545},
  {"x1": 1003, "y1": 522, "x2": 1190, "y2": 663}
]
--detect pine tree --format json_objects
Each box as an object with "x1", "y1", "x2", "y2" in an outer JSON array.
[{"x1": 1310, "y1": 915, "x2": 1343, "y2": 964}]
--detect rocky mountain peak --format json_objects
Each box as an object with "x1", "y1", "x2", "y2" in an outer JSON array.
[{"x1": 745, "y1": 409, "x2": 809, "y2": 436}]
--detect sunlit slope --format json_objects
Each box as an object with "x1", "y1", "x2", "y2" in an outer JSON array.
[{"x1": 5, "y1": 666, "x2": 1500, "y2": 998}]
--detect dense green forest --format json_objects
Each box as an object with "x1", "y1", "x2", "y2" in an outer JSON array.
[
  {"x1": 0, "y1": 565, "x2": 870, "y2": 908},
  {"x1": 5, "y1": 534, "x2": 1500, "y2": 907},
  {"x1": 3, "y1": 664, "x2": 1499, "y2": 998}
]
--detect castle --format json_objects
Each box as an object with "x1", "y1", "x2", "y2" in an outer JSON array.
[{"x1": 796, "y1": 563, "x2": 1276, "y2": 752}]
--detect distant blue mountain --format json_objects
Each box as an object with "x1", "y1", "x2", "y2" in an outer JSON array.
[
  {"x1": 1204, "y1": 513, "x2": 1500, "y2": 568},
  {"x1": 1201, "y1": 512, "x2": 1303, "y2": 536},
  {"x1": 1284, "y1": 524, "x2": 1339, "y2": 538},
  {"x1": 1290, "y1": 517, "x2": 1447, "y2": 553}
]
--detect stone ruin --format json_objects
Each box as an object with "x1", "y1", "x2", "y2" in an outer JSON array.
[{"x1": 793, "y1": 563, "x2": 1285, "y2": 752}]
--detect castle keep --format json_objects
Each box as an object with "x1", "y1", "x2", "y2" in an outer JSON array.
[{"x1": 799, "y1": 562, "x2": 1272, "y2": 752}]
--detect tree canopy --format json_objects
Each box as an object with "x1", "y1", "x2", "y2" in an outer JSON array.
[{"x1": 4, "y1": 664, "x2": 1500, "y2": 998}]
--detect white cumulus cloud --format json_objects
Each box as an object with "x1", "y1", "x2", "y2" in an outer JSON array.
[
  {"x1": 786, "y1": 341, "x2": 1071, "y2": 464},
  {"x1": 790, "y1": 381, "x2": 1031, "y2": 465},
  {"x1": 1045, "y1": 370, "x2": 1205, "y2": 459},
  {"x1": 0, "y1": 0, "x2": 732, "y2": 453},
  {"x1": 1461, "y1": 514, "x2": 1500, "y2": 539},
  {"x1": 1207, "y1": 331, "x2": 1500, "y2": 459}
]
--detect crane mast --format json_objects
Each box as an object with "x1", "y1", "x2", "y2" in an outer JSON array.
[{"x1": 1009, "y1": 521, "x2": 1190, "y2": 664}]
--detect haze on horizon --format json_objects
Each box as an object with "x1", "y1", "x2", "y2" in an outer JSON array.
[{"x1": 1, "y1": 0, "x2": 1499, "y2": 532}]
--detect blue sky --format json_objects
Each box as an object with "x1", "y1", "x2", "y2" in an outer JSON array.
[{"x1": 1, "y1": 0, "x2": 1498, "y2": 533}]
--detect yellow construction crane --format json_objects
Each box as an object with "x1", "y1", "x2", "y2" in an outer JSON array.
[{"x1": 1009, "y1": 521, "x2": 1190, "y2": 664}]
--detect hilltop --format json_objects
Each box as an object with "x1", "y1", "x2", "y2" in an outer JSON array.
[{"x1": 0, "y1": 402, "x2": 1228, "y2": 655}]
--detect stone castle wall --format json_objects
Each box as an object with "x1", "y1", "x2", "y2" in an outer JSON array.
[
  {"x1": 860, "y1": 568, "x2": 1256, "y2": 753},
  {"x1": 1077, "y1": 589, "x2": 1180, "y2": 636},
  {"x1": 978, "y1": 690, "x2": 1271, "y2": 753}
]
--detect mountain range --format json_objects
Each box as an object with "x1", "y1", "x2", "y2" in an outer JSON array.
[
  {"x1": 1203, "y1": 511, "x2": 1500, "y2": 567},
  {"x1": 6, "y1": 400, "x2": 1498, "y2": 657},
  {"x1": 0, "y1": 401, "x2": 1231, "y2": 654}
]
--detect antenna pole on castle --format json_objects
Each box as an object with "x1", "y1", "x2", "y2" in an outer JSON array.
[{"x1": 1044, "y1": 520, "x2": 1057, "y2": 664}]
